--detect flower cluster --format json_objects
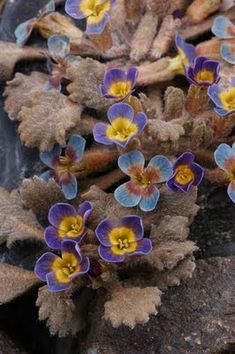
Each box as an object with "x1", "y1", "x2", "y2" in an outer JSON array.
[
  {"x1": 65, "y1": 0, "x2": 115, "y2": 35},
  {"x1": 15, "y1": 0, "x2": 55, "y2": 46},
  {"x1": 212, "y1": 16, "x2": 235, "y2": 65},
  {"x1": 40, "y1": 135, "x2": 86, "y2": 200},
  {"x1": 35, "y1": 203, "x2": 153, "y2": 291}
]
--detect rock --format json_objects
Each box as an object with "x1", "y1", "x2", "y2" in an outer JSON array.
[
  {"x1": 0, "y1": 331, "x2": 27, "y2": 354},
  {"x1": 80, "y1": 257, "x2": 235, "y2": 354}
]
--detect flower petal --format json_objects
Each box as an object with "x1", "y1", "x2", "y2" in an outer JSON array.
[
  {"x1": 174, "y1": 178, "x2": 194, "y2": 192},
  {"x1": 133, "y1": 112, "x2": 147, "y2": 135},
  {"x1": 121, "y1": 215, "x2": 144, "y2": 240},
  {"x1": 214, "y1": 143, "x2": 234, "y2": 170},
  {"x1": 102, "y1": 68, "x2": 127, "y2": 97},
  {"x1": 107, "y1": 103, "x2": 134, "y2": 124},
  {"x1": 93, "y1": 123, "x2": 113, "y2": 145},
  {"x1": 167, "y1": 177, "x2": 179, "y2": 192},
  {"x1": 77, "y1": 201, "x2": 93, "y2": 222},
  {"x1": 40, "y1": 170, "x2": 52, "y2": 182},
  {"x1": 48, "y1": 35, "x2": 70, "y2": 59},
  {"x1": 173, "y1": 152, "x2": 195, "y2": 168},
  {"x1": 227, "y1": 180, "x2": 235, "y2": 203},
  {"x1": 46, "y1": 271, "x2": 72, "y2": 292},
  {"x1": 175, "y1": 34, "x2": 196, "y2": 65},
  {"x1": 130, "y1": 238, "x2": 152, "y2": 256},
  {"x1": 34, "y1": 252, "x2": 59, "y2": 281},
  {"x1": 214, "y1": 106, "x2": 233, "y2": 116},
  {"x1": 221, "y1": 42, "x2": 235, "y2": 65},
  {"x1": 65, "y1": 0, "x2": 89, "y2": 19},
  {"x1": 191, "y1": 162, "x2": 204, "y2": 186},
  {"x1": 147, "y1": 155, "x2": 173, "y2": 183},
  {"x1": 14, "y1": 19, "x2": 35, "y2": 47},
  {"x1": 118, "y1": 150, "x2": 145, "y2": 176},
  {"x1": 114, "y1": 181, "x2": 142, "y2": 208},
  {"x1": 127, "y1": 67, "x2": 138, "y2": 87},
  {"x1": 44, "y1": 76, "x2": 62, "y2": 92},
  {"x1": 61, "y1": 174, "x2": 78, "y2": 200},
  {"x1": 44, "y1": 226, "x2": 62, "y2": 249},
  {"x1": 208, "y1": 84, "x2": 225, "y2": 108},
  {"x1": 139, "y1": 186, "x2": 160, "y2": 212},
  {"x1": 48, "y1": 203, "x2": 77, "y2": 228},
  {"x1": 95, "y1": 219, "x2": 115, "y2": 246},
  {"x1": 98, "y1": 245, "x2": 125, "y2": 262},
  {"x1": 212, "y1": 16, "x2": 235, "y2": 39},
  {"x1": 86, "y1": 12, "x2": 109, "y2": 35},
  {"x1": 61, "y1": 239, "x2": 82, "y2": 263},
  {"x1": 39, "y1": 0, "x2": 55, "y2": 17},
  {"x1": 66, "y1": 134, "x2": 86, "y2": 162},
  {"x1": 40, "y1": 144, "x2": 61, "y2": 168}
]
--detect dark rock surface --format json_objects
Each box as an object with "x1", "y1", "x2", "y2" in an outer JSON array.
[
  {"x1": 0, "y1": 330, "x2": 27, "y2": 354},
  {"x1": 80, "y1": 257, "x2": 235, "y2": 354}
]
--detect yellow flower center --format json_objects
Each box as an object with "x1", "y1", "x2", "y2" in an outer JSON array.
[
  {"x1": 108, "y1": 227, "x2": 138, "y2": 255},
  {"x1": 106, "y1": 117, "x2": 138, "y2": 142},
  {"x1": 80, "y1": 0, "x2": 110, "y2": 22},
  {"x1": 58, "y1": 215, "x2": 84, "y2": 238},
  {"x1": 175, "y1": 164, "x2": 194, "y2": 185},
  {"x1": 133, "y1": 172, "x2": 151, "y2": 188},
  {"x1": 195, "y1": 70, "x2": 214, "y2": 84},
  {"x1": 52, "y1": 252, "x2": 81, "y2": 283},
  {"x1": 108, "y1": 81, "x2": 132, "y2": 99},
  {"x1": 168, "y1": 53, "x2": 185, "y2": 75},
  {"x1": 219, "y1": 88, "x2": 235, "y2": 111}
]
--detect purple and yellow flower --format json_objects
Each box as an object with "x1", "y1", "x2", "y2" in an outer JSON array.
[
  {"x1": 14, "y1": 0, "x2": 55, "y2": 46},
  {"x1": 35, "y1": 240, "x2": 90, "y2": 292},
  {"x1": 44, "y1": 35, "x2": 76, "y2": 91},
  {"x1": 65, "y1": 0, "x2": 115, "y2": 35},
  {"x1": 100, "y1": 67, "x2": 138, "y2": 102},
  {"x1": 212, "y1": 16, "x2": 235, "y2": 64},
  {"x1": 167, "y1": 152, "x2": 204, "y2": 192},
  {"x1": 208, "y1": 78, "x2": 235, "y2": 116},
  {"x1": 40, "y1": 135, "x2": 86, "y2": 200},
  {"x1": 114, "y1": 150, "x2": 173, "y2": 212},
  {"x1": 44, "y1": 202, "x2": 92, "y2": 249},
  {"x1": 214, "y1": 143, "x2": 235, "y2": 203},
  {"x1": 169, "y1": 34, "x2": 196, "y2": 75},
  {"x1": 186, "y1": 56, "x2": 220, "y2": 86},
  {"x1": 95, "y1": 215, "x2": 152, "y2": 263},
  {"x1": 93, "y1": 103, "x2": 147, "y2": 148}
]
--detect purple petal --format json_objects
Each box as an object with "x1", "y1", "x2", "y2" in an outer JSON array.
[
  {"x1": 66, "y1": 134, "x2": 86, "y2": 162},
  {"x1": 61, "y1": 239, "x2": 82, "y2": 263},
  {"x1": 77, "y1": 201, "x2": 93, "y2": 222},
  {"x1": 114, "y1": 182, "x2": 142, "y2": 208},
  {"x1": 126, "y1": 67, "x2": 138, "y2": 87},
  {"x1": 227, "y1": 180, "x2": 235, "y2": 203},
  {"x1": 174, "y1": 178, "x2": 194, "y2": 192},
  {"x1": 107, "y1": 103, "x2": 134, "y2": 124},
  {"x1": 173, "y1": 152, "x2": 195, "y2": 169},
  {"x1": 191, "y1": 162, "x2": 204, "y2": 186},
  {"x1": 193, "y1": 56, "x2": 208, "y2": 76},
  {"x1": 86, "y1": 13, "x2": 109, "y2": 35},
  {"x1": 46, "y1": 271, "x2": 72, "y2": 292},
  {"x1": 98, "y1": 245, "x2": 125, "y2": 263},
  {"x1": 61, "y1": 174, "x2": 78, "y2": 200},
  {"x1": 214, "y1": 106, "x2": 234, "y2": 116},
  {"x1": 121, "y1": 215, "x2": 144, "y2": 240},
  {"x1": 102, "y1": 68, "x2": 127, "y2": 95},
  {"x1": 34, "y1": 252, "x2": 59, "y2": 281},
  {"x1": 40, "y1": 144, "x2": 61, "y2": 168},
  {"x1": 65, "y1": 0, "x2": 90, "y2": 19},
  {"x1": 48, "y1": 203, "x2": 77, "y2": 228},
  {"x1": 44, "y1": 226, "x2": 62, "y2": 249},
  {"x1": 186, "y1": 66, "x2": 197, "y2": 85},
  {"x1": 167, "y1": 177, "x2": 179, "y2": 192},
  {"x1": 93, "y1": 123, "x2": 113, "y2": 145},
  {"x1": 133, "y1": 112, "x2": 147, "y2": 135},
  {"x1": 95, "y1": 219, "x2": 115, "y2": 246},
  {"x1": 175, "y1": 34, "x2": 196, "y2": 64},
  {"x1": 130, "y1": 238, "x2": 152, "y2": 256},
  {"x1": 139, "y1": 186, "x2": 160, "y2": 212}
]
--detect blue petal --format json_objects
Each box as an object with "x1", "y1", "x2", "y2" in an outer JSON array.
[
  {"x1": 107, "y1": 103, "x2": 134, "y2": 124},
  {"x1": 214, "y1": 106, "x2": 233, "y2": 116},
  {"x1": 61, "y1": 174, "x2": 78, "y2": 200},
  {"x1": 114, "y1": 182, "x2": 141, "y2": 207},
  {"x1": 65, "y1": 0, "x2": 88, "y2": 19},
  {"x1": 40, "y1": 144, "x2": 61, "y2": 167},
  {"x1": 66, "y1": 134, "x2": 86, "y2": 162},
  {"x1": 98, "y1": 245, "x2": 125, "y2": 263},
  {"x1": 118, "y1": 150, "x2": 145, "y2": 176},
  {"x1": 34, "y1": 252, "x2": 58, "y2": 281},
  {"x1": 208, "y1": 84, "x2": 224, "y2": 108},
  {"x1": 86, "y1": 13, "x2": 109, "y2": 35},
  {"x1": 14, "y1": 19, "x2": 35, "y2": 47},
  {"x1": 214, "y1": 143, "x2": 233, "y2": 170},
  {"x1": 212, "y1": 16, "x2": 235, "y2": 39},
  {"x1": 48, "y1": 35, "x2": 70, "y2": 59},
  {"x1": 147, "y1": 155, "x2": 173, "y2": 183},
  {"x1": 46, "y1": 272, "x2": 72, "y2": 292},
  {"x1": 139, "y1": 187, "x2": 160, "y2": 212},
  {"x1": 93, "y1": 123, "x2": 113, "y2": 145},
  {"x1": 221, "y1": 42, "x2": 235, "y2": 65},
  {"x1": 40, "y1": 170, "x2": 52, "y2": 182},
  {"x1": 38, "y1": 0, "x2": 55, "y2": 17},
  {"x1": 227, "y1": 181, "x2": 235, "y2": 203}
]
